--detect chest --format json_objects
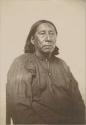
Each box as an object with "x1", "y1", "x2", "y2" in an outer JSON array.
[{"x1": 32, "y1": 58, "x2": 70, "y2": 95}]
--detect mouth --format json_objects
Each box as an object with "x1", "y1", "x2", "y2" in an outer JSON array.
[
  {"x1": 43, "y1": 45, "x2": 53, "y2": 48},
  {"x1": 42, "y1": 45, "x2": 53, "y2": 51}
]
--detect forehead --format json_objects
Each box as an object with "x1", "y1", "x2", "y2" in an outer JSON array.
[{"x1": 36, "y1": 23, "x2": 56, "y2": 32}]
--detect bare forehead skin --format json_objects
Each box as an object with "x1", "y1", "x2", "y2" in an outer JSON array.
[{"x1": 36, "y1": 23, "x2": 56, "y2": 33}]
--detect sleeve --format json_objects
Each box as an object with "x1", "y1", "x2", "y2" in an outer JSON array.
[
  {"x1": 68, "y1": 71, "x2": 85, "y2": 123},
  {"x1": 6, "y1": 56, "x2": 36, "y2": 124},
  {"x1": 61, "y1": 60, "x2": 85, "y2": 123}
]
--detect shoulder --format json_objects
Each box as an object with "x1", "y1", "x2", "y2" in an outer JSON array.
[
  {"x1": 53, "y1": 56, "x2": 72, "y2": 77},
  {"x1": 9, "y1": 53, "x2": 34, "y2": 69},
  {"x1": 12, "y1": 53, "x2": 34, "y2": 64},
  {"x1": 53, "y1": 56, "x2": 69, "y2": 72},
  {"x1": 7, "y1": 53, "x2": 35, "y2": 81}
]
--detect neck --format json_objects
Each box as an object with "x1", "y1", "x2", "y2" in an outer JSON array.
[{"x1": 35, "y1": 50, "x2": 52, "y2": 60}]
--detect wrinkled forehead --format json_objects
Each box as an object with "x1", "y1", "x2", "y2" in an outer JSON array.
[{"x1": 36, "y1": 23, "x2": 57, "y2": 33}]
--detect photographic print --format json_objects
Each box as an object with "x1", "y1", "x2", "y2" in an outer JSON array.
[{"x1": 0, "y1": 0, "x2": 86, "y2": 125}]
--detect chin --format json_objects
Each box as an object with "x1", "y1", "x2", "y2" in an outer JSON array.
[
  {"x1": 42, "y1": 49, "x2": 50, "y2": 52},
  {"x1": 42, "y1": 50, "x2": 52, "y2": 54},
  {"x1": 41, "y1": 46, "x2": 54, "y2": 53},
  {"x1": 43, "y1": 49, "x2": 53, "y2": 53}
]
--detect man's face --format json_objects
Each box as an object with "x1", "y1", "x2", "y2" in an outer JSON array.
[{"x1": 32, "y1": 23, "x2": 57, "y2": 54}]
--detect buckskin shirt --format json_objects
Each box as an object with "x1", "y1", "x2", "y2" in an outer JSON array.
[{"x1": 6, "y1": 53, "x2": 85, "y2": 124}]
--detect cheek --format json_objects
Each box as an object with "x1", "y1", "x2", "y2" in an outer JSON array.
[
  {"x1": 51, "y1": 37, "x2": 56, "y2": 44},
  {"x1": 35, "y1": 37, "x2": 44, "y2": 47},
  {"x1": 38, "y1": 36, "x2": 46, "y2": 42},
  {"x1": 53, "y1": 37, "x2": 57, "y2": 43}
]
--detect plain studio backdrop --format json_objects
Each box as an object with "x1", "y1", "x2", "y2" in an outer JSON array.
[{"x1": 0, "y1": 0, "x2": 86, "y2": 124}]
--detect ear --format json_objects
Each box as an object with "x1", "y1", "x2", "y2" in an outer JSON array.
[{"x1": 31, "y1": 36, "x2": 35, "y2": 45}]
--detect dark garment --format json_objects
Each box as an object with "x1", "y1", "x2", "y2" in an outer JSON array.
[{"x1": 6, "y1": 53, "x2": 85, "y2": 124}]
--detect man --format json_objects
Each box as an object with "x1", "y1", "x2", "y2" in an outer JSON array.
[{"x1": 6, "y1": 20, "x2": 85, "y2": 124}]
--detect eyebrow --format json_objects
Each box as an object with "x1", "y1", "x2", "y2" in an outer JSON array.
[
  {"x1": 38, "y1": 30, "x2": 55, "y2": 33},
  {"x1": 37, "y1": 30, "x2": 46, "y2": 34}
]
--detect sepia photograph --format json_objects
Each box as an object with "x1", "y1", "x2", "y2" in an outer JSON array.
[{"x1": 0, "y1": 0, "x2": 86, "y2": 125}]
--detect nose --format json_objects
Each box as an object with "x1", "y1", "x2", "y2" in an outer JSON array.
[{"x1": 45, "y1": 33, "x2": 51, "y2": 41}]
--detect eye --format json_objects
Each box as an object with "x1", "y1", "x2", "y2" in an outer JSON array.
[
  {"x1": 49, "y1": 31, "x2": 54, "y2": 35},
  {"x1": 39, "y1": 31, "x2": 45, "y2": 35}
]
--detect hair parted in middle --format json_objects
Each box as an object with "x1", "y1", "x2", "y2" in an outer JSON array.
[{"x1": 24, "y1": 20, "x2": 59, "y2": 55}]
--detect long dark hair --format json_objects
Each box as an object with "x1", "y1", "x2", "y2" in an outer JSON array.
[{"x1": 24, "y1": 20, "x2": 59, "y2": 55}]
